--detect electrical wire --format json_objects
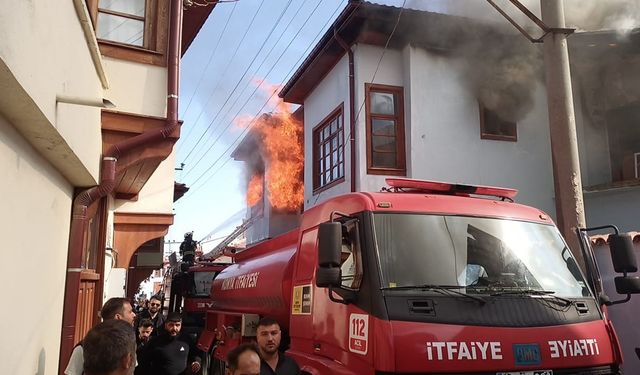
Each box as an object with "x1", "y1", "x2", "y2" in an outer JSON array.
[
  {"x1": 178, "y1": 0, "x2": 348, "y2": 202},
  {"x1": 314, "y1": 0, "x2": 407, "y2": 206},
  {"x1": 184, "y1": 0, "x2": 340, "y2": 187},
  {"x1": 180, "y1": 0, "x2": 305, "y2": 178},
  {"x1": 181, "y1": 0, "x2": 323, "y2": 179},
  {"x1": 180, "y1": 0, "x2": 268, "y2": 164},
  {"x1": 179, "y1": 1, "x2": 239, "y2": 144},
  {"x1": 179, "y1": 0, "x2": 312, "y2": 177}
]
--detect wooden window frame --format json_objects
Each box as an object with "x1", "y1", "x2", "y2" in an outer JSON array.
[
  {"x1": 365, "y1": 83, "x2": 406, "y2": 176},
  {"x1": 479, "y1": 103, "x2": 518, "y2": 142},
  {"x1": 86, "y1": 0, "x2": 168, "y2": 66},
  {"x1": 313, "y1": 103, "x2": 346, "y2": 194}
]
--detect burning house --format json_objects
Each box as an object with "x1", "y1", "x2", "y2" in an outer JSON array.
[
  {"x1": 231, "y1": 105, "x2": 304, "y2": 245},
  {"x1": 274, "y1": 1, "x2": 639, "y2": 369},
  {"x1": 279, "y1": 1, "x2": 557, "y2": 215}
]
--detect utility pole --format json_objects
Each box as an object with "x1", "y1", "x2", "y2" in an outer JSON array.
[{"x1": 540, "y1": 0, "x2": 586, "y2": 266}]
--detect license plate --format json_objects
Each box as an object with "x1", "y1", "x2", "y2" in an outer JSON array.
[{"x1": 496, "y1": 371, "x2": 553, "y2": 375}]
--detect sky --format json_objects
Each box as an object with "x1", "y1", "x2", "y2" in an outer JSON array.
[
  {"x1": 168, "y1": 0, "x2": 350, "y2": 249},
  {"x1": 167, "y1": 0, "x2": 640, "y2": 251}
]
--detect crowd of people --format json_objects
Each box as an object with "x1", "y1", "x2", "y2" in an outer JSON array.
[{"x1": 65, "y1": 296, "x2": 300, "y2": 375}]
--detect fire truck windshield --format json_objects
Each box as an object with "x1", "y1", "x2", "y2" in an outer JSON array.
[
  {"x1": 188, "y1": 271, "x2": 218, "y2": 297},
  {"x1": 373, "y1": 213, "x2": 590, "y2": 298}
]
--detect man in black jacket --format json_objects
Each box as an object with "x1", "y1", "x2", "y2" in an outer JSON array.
[
  {"x1": 142, "y1": 312, "x2": 201, "y2": 375},
  {"x1": 135, "y1": 295, "x2": 165, "y2": 336},
  {"x1": 256, "y1": 317, "x2": 300, "y2": 375}
]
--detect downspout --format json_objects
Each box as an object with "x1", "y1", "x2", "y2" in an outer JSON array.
[
  {"x1": 334, "y1": 32, "x2": 356, "y2": 192},
  {"x1": 58, "y1": 0, "x2": 183, "y2": 371}
]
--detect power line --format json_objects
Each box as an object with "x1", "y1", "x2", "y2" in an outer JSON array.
[
  {"x1": 314, "y1": 0, "x2": 407, "y2": 205},
  {"x1": 180, "y1": 1, "x2": 348, "y2": 199},
  {"x1": 179, "y1": 1, "x2": 239, "y2": 143},
  {"x1": 181, "y1": 0, "x2": 327, "y2": 180},
  {"x1": 180, "y1": 0, "x2": 302, "y2": 178},
  {"x1": 180, "y1": 0, "x2": 268, "y2": 164},
  {"x1": 180, "y1": 0, "x2": 311, "y2": 178}
]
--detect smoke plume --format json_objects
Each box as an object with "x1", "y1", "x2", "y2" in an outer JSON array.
[{"x1": 372, "y1": 0, "x2": 638, "y2": 122}]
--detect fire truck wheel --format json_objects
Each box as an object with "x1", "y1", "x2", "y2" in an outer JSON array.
[
  {"x1": 201, "y1": 351, "x2": 210, "y2": 375},
  {"x1": 211, "y1": 357, "x2": 226, "y2": 375}
]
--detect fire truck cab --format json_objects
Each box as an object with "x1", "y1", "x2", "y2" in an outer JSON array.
[{"x1": 199, "y1": 178, "x2": 640, "y2": 375}]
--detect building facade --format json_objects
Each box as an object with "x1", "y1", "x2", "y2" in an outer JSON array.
[
  {"x1": 282, "y1": 3, "x2": 556, "y2": 217},
  {"x1": 0, "y1": 1, "x2": 215, "y2": 373},
  {"x1": 281, "y1": 1, "x2": 639, "y2": 234}
]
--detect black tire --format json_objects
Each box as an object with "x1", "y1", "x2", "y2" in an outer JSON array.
[
  {"x1": 201, "y1": 351, "x2": 210, "y2": 375},
  {"x1": 211, "y1": 357, "x2": 226, "y2": 375}
]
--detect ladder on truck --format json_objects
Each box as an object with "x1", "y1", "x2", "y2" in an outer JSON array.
[{"x1": 201, "y1": 215, "x2": 259, "y2": 261}]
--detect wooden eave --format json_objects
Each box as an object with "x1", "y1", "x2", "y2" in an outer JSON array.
[
  {"x1": 182, "y1": 3, "x2": 217, "y2": 55},
  {"x1": 173, "y1": 182, "x2": 190, "y2": 202},
  {"x1": 280, "y1": 1, "x2": 501, "y2": 104},
  {"x1": 113, "y1": 212, "x2": 174, "y2": 268},
  {"x1": 101, "y1": 110, "x2": 181, "y2": 199}
]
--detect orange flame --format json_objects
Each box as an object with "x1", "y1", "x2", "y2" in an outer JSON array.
[
  {"x1": 246, "y1": 174, "x2": 264, "y2": 207},
  {"x1": 242, "y1": 81, "x2": 303, "y2": 212}
]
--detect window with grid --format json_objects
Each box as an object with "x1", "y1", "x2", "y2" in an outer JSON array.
[
  {"x1": 95, "y1": 0, "x2": 148, "y2": 47},
  {"x1": 313, "y1": 105, "x2": 345, "y2": 191},
  {"x1": 479, "y1": 104, "x2": 518, "y2": 142},
  {"x1": 365, "y1": 84, "x2": 406, "y2": 175}
]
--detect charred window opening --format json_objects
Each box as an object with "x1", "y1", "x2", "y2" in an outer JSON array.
[
  {"x1": 479, "y1": 104, "x2": 518, "y2": 142},
  {"x1": 606, "y1": 106, "x2": 640, "y2": 182},
  {"x1": 313, "y1": 104, "x2": 345, "y2": 192},
  {"x1": 366, "y1": 84, "x2": 406, "y2": 175}
]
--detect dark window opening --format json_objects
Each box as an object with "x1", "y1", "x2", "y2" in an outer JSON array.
[{"x1": 479, "y1": 104, "x2": 517, "y2": 142}]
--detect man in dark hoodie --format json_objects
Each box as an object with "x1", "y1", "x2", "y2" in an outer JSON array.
[
  {"x1": 142, "y1": 312, "x2": 201, "y2": 375},
  {"x1": 135, "y1": 295, "x2": 165, "y2": 337}
]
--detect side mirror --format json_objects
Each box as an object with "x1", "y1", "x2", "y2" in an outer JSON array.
[
  {"x1": 609, "y1": 233, "x2": 637, "y2": 274},
  {"x1": 614, "y1": 276, "x2": 640, "y2": 295},
  {"x1": 565, "y1": 257, "x2": 582, "y2": 280},
  {"x1": 316, "y1": 222, "x2": 342, "y2": 288}
]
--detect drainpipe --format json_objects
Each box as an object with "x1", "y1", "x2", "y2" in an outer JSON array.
[
  {"x1": 335, "y1": 31, "x2": 356, "y2": 192},
  {"x1": 58, "y1": 0, "x2": 183, "y2": 372}
]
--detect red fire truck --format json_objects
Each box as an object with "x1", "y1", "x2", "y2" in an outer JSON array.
[
  {"x1": 197, "y1": 178, "x2": 640, "y2": 374},
  {"x1": 166, "y1": 261, "x2": 229, "y2": 340}
]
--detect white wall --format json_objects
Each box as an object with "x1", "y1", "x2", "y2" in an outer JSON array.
[
  {"x1": 303, "y1": 55, "x2": 351, "y2": 209},
  {"x1": 354, "y1": 45, "x2": 405, "y2": 193},
  {"x1": 584, "y1": 188, "x2": 640, "y2": 233},
  {"x1": 0, "y1": 115, "x2": 73, "y2": 375},
  {"x1": 103, "y1": 57, "x2": 168, "y2": 118},
  {"x1": 303, "y1": 43, "x2": 556, "y2": 216},
  {"x1": 401, "y1": 45, "x2": 556, "y2": 215},
  {"x1": 0, "y1": 0, "x2": 103, "y2": 186}
]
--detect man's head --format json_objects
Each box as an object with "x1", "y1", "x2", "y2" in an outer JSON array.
[
  {"x1": 137, "y1": 319, "x2": 154, "y2": 342},
  {"x1": 256, "y1": 317, "x2": 281, "y2": 356},
  {"x1": 148, "y1": 296, "x2": 162, "y2": 314},
  {"x1": 164, "y1": 312, "x2": 182, "y2": 337},
  {"x1": 226, "y1": 343, "x2": 261, "y2": 375},
  {"x1": 83, "y1": 319, "x2": 136, "y2": 375},
  {"x1": 100, "y1": 298, "x2": 136, "y2": 325}
]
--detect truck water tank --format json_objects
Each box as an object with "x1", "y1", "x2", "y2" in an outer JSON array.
[{"x1": 210, "y1": 231, "x2": 298, "y2": 326}]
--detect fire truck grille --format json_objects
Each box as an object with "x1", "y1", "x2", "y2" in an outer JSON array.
[{"x1": 375, "y1": 364, "x2": 621, "y2": 375}]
